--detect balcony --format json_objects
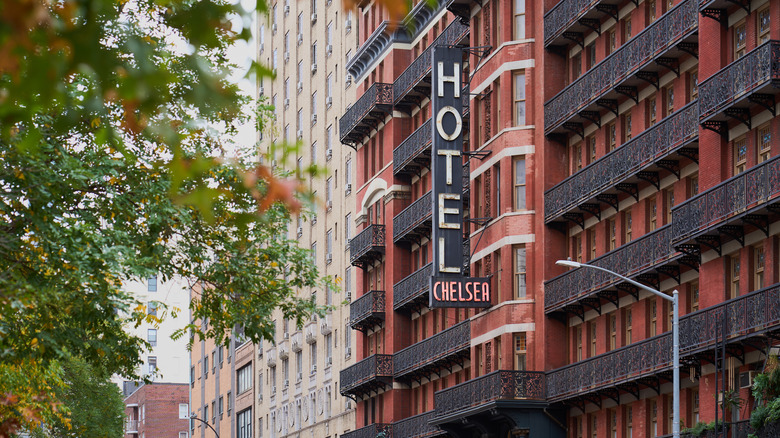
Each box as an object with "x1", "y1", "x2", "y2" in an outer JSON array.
[
  {"x1": 545, "y1": 225, "x2": 697, "y2": 317},
  {"x1": 544, "y1": 0, "x2": 698, "y2": 134},
  {"x1": 394, "y1": 119, "x2": 433, "y2": 177},
  {"x1": 339, "y1": 82, "x2": 393, "y2": 146},
  {"x1": 392, "y1": 411, "x2": 446, "y2": 438},
  {"x1": 350, "y1": 224, "x2": 386, "y2": 269},
  {"x1": 125, "y1": 419, "x2": 139, "y2": 434},
  {"x1": 394, "y1": 320, "x2": 470, "y2": 382},
  {"x1": 349, "y1": 290, "x2": 385, "y2": 333},
  {"x1": 544, "y1": 0, "x2": 618, "y2": 48},
  {"x1": 544, "y1": 102, "x2": 698, "y2": 224},
  {"x1": 393, "y1": 262, "x2": 432, "y2": 312},
  {"x1": 342, "y1": 423, "x2": 392, "y2": 438},
  {"x1": 546, "y1": 283, "x2": 780, "y2": 402},
  {"x1": 393, "y1": 19, "x2": 469, "y2": 109},
  {"x1": 431, "y1": 371, "x2": 547, "y2": 424},
  {"x1": 671, "y1": 154, "x2": 780, "y2": 251},
  {"x1": 394, "y1": 191, "x2": 433, "y2": 243},
  {"x1": 339, "y1": 354, "x2": 393, "y2": 399},
  {"x1": 698, "y1": 41, "x2": 780, "y2": 131}
]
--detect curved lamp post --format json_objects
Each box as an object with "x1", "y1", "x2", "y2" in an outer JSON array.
[
  {"x1": 556, "y1": 260, "x2": 680, "y2": 438},
  {"x1": 190, "y1": 413, "x2": 220, "y2": 438}
]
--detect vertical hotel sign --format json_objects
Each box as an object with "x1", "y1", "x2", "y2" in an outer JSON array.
[{"x1": 429, "y1": 47, "x2": 491, "y2": 309}]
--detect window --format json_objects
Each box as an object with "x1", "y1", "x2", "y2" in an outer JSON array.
[
  {"x1": 576, "y1": 326, "x2": 582, "y2": 361},
  {"x1": 666, "y1": 189, "x2": 675, "y2": 224},
  {"x1": 325, "y1": 333, "x2": 333, "y2": 363},
  {"x1": 179, "y1": 403, "x2": 190, "y2": 419},
  {"x1": 203, "y1": 356, "x2": 208, "y2": 376},
  {"x1": 689, "y1": 173, "x2": 699, "y2": 196},
  {"x1": 513, "y1": 72, "x2": 526, "y2": 125},
  {"x1": 311, "y1": 92, "x2": 317, "y2": 121},
  {"x1": 190, "y1": 366, "x2": 195, "y2": 385},
  {"x1": 573, "y1": 233, "x2": 583, "y2": 263},
  {"x1": 758, "y1": 6, "x2": 770, "y2": 44},
  {"x1": 648, "y1": 0, "x2": 656, "y2": 22},
  {"x1": 730, "y1": 254, "x2": 741, "y2": 299},
  {"x1": 514, "y1": 333, "x2": 526, "y2": 370},
  {"x1": 572, "y1": 53, "x2": 582, "y2": 80},
  {"x1": 624, "y1": 308, "x2": 632, "y2": 344},
  {"x1": 692, "y1": 390, "x2": 700, "y2": 423},
  {"x1": 513, "y1": 0, "x2": 525, "y2": 39},
  {"x1": 587, "y1": 43, "x2": 596, "y2": 69},
  {"x1": 735, "y1": 21, "x2": 747, "y2": 59},
  {"x1": 147, "y1": 329, "x2": 157, "y2": 347},
  {"x1": 237, "y1": 409, "x2": 252, "y2": 438},
  {"x1": 589, "y1": 322, "x2": 597, "y2": 356},
  {"x1": 623, "y1": 113, "x2": 632, "y2": 142},
  {"x1": 690, "y1": 281, "x2": 699, "y2": 312},
  {"x1": 326, "y1": 22, "x2": 333, "y2": 53},
  {"x1": 573, "y1": 143, "x2": 582, "y2": 172},
  {"x1": 590, "y1": 414, "x2": 598, "y2": 438},
  {"x1": 754, "y1": 245, "x2": 765, "y2": 290},
  {"x1": 218, "y1": 396, "x2": 223, "y2": 417},
  {"x1": 648, "y1": 196, "x2": 657, "y2": 231},
  {"x1": 237, "y1": 364, "x2": 252, "y2": 394},
  {"x1": 666, "y1": 86, "x2": 674, "y2": 116},
  {"x1": 310, "y1": 343, "x2": 317, "y2": 371},
  {"x1": 211, "y1": 401, "x2": 216, "y2": 422},
  {"x1": 626, "y1": 406, "x2": 633, "y2": 438},
  {"x1": 650, "y1": 300, "x2": 657, "y2": 336},
  {"x1": 514, "y1": 245, "x2": 527, "y2": 298},
  {"x1": 609, "y1": 408, "x2": 618, "y2": 438},
  {"x1": 345, "y1": 267, "x2": 352, "y2": 300},
  {"x1": 147, "y1": 276, "x2": 157, "y2": 292},
  {"x1": 311, "y1": 242, "x2": 317, "y2": 263},
  {"x1": 624, "y1": 209, "x2": 633, "y2": 242},
  {"x1": 147, "y1": 301, "x2": 158, "y2": 316},
  {"x1": 204, "y1": 405, "x2": 208, "y2": 424},
  {"x1": 690, "y1": 70, "x2": 698, "y2": 100},
  {"x1": 588, "y1": 229, "x2": 596, "y2": 261},
  {"x1": 734, "y1": 135, "x2": 747, "y2": 174},
  {"x1": 296, "y1": 350, "x2": 303, "y2": 380},
  {"x1": 624, "y1": 17, "x2": 632, "y2": 40},
  {"x1": 587, "y1": 135, "x2": 596, "y2": 164},
  {"x1": 609, "y1": 313, "x2": 617, "y2": 350},
  {"x1": 607, "y1": 29, "x2": 616, "y2": 54},
  {"x1": 326, "y1": 177, "x2": 333, "y2": 207},
  {"x1": 148, "y1": 356, "x2": 157, "y2": 373},
  {"x1": 608, "y1": 218, "x2": 616, "y2": 251},
  {"x1": 513, "y1": 158, "x2": 526, "y2": 210},
  {"x1": 326, "y1": 75, "x2": 333, "y2": 106},
  {"x1": 758, "y1": 123, "x2": 771, "y2": 163},
  {"x1": 607, "y1": 122, "x2": 616, "y2": 151},
  {"x1": 651, "y1": 400, "x2": 658, "y2": 436},
  {"x1": 345, "y1": 157, "x2": 352, "y2": 190},
  {"x1": 648, "y1": 94, "x2": 657, "y2": 125}
]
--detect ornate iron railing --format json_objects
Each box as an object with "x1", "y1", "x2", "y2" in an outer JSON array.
[
  {"x1": 393, "y1": 191, "x2": 433, "y2": 243},
  {"x1": 349, "y1": 290, "x2": 385, "y2": 331},
  {"x1": 544, "y1": 102, "x2": 698, "y2": 222},
  {"x1": 393, "y1": 262, "x2": 433, "y2": 311},
  {"x1": 544, "y1": 0, "x2": 601, "y2": 47},
  {"x1": 342, "y1": 423, "x2": 393, "y2": 438},
  {"x1": 432, "y1": 371, "x2": 546, "y2": 421},
  {"x1": 544, "y1": 0, "x2": 698, "y2": 132},
  {"x1": 545, "y1": 225, "x2": 679, "y2": 313},
  {"x1": 350, "y1": 224, "x2": 386, "y2": 267},
  {"x1": 547, "y1": 283, "x2": 780, "y2": 401},
  {"x1": 394, "y1": 320, "x2": 470, "y2": 379},
  {"x1": 392, "y1": 411, "x2": 445, "y2": 438},
  {"x1": 339, "y1": 354, "x2": 394, "y2": 396},
  {"x1": 699, "y1": 40, "x2": 780, "y2": 121},
  {"x1": 393, "y1": 119, "x2": 433, "y2": 176},
  {"x1": 339, "y1": 82, "x2": 393, "y2": 144},
  {"x1": 672, "y1": 154, "x2": 780, "y2": 245},
  {"x1": 393, "y1": 19, "x2": 470, "y2": 105}
]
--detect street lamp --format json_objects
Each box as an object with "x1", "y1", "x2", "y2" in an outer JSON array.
[
  {"x1": 190, "y1": 413, "x2": 220, "y2": 438},
  {"x1": 556, "y1": 260, "x2": 680, "y2": 438}
]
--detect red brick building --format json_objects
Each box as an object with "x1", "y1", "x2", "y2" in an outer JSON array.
[
  {"x1": 341, "y1": 0, "x2": 780, "y2": 436},
  {"x1": 124, "y1": 383, "x2": 190, "y2": 438}
]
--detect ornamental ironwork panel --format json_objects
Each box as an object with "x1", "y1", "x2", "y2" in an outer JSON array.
[
  {"x1": 544, "y1": 225, "x2": 678, "y2": 312},
  {"x1": 393, "y1": 20, "x2": 469, "y2": 104},
  {"x1": 432, "y1": 371, "x2": 546, "y2": 421},
  {"x1": 393, "y1": 262, "x2": 433, "y2": 310},
  {"x1": 349, "y1": 290, "x2": 385, "y2": 330},
  {"x1": 339, "y1": 82, "x2": 393, "y2": 143},
  {"x1": 350, "y1": 224, "x2": 386, "y2": 267},
  {"x1": 342, "y1": 423, "x2": 393, "y2": 438},
  {"x1": 699, "y1": 41, "x2": 780, "y2": 120},
  {"x1": 339, "y1": 354, "x2": 393, "y2": 396},
  {"x1": 545, "y1": 102, "x2": 698, "y2": 222},
  {"x1": 394, "y1": 119, "x2": 433, "y2": 175},
  {"x1": 393, "y1": 191, "x2": 433, "y2": 243},
  {"x1": 392, "y1": 411, "x2": 445, "y2": 438},
  {"x1": 544, "y1": 0, "x2": 600, "y2": 46},
  {"x1": 544, "y1": 0, "x2": 698, "y2": 132},
  {"x1": 672, "y1": 155, "x2": 780, "y2": 245},
  {"x1": 394, "y1": 320, "x2": 470, "y2": 379}
]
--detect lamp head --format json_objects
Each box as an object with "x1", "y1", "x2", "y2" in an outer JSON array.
[{"x1": 556, "y1": 260, "x2": 582, "y2": 268}]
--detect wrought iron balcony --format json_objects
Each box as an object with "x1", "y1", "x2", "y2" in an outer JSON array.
[
  {"x1": 671, "y1": 154, "x2": 780, "y2": 250},
  {"x1": 394, "y1": 191, "x2": 433, "y2": 244},
  {"x1": 546, "y1": 282, "x2": 780, "y2": 402},
  {"x1": 340, "y1": 354, "x2": 393, "y2": 399},
  {"x1": 394, "y1": 119, "x2": 433, "y2": 177},
  {"x1": 544, "y1": 0, "x2": 698, "y2": 134},
  {"x1": 340, "y1": 82, "x2": 393, "y2": 146},
  {"x1": 698, "y1": 40, "x2": 780, "y2": 130},
  {"x1": 544, "y1": 0, "x2": 614, "y2": 48},
  {"x1": 394, "y1": 320, "x2": 470, "y2": 381},
  {"x1": 545, "y1": 225, "x2": 697, "y2": 316},
  {"x1": 342, "y1": 423, "x2": 392, "y2": 438},
  {"x1": 393, "y1": 262, "x2": 433, "y2": 312},
  {"x1": 393, "y1": 19, "x2": 469, "y2": 108},
  {"x1": 544, "y1": 102, "x2": 698, "y2": 224},
  {"x1": 393, "y1": 411, "x2": 446, "y2": 438},
  {"x1": 349, "y1": 290, "x2": 385, "y2": 333},
  {"x1": 431, "y1": 371, "x2": 546, "y2": 423},
  {"x1": 350, "y1": 224, "x2": 386, "y2": 269}
]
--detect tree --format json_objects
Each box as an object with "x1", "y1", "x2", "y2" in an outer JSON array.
[{"x1": 0, "y1": 0, "x2": 329, "y2": 434}]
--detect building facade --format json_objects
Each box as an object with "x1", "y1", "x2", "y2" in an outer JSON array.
[
  {"x1": 124, "y1": 382, "x2": 190, "y2": 438},
  {"x1": 340, "y1": 0, "x2": 780, "y2": 437}
]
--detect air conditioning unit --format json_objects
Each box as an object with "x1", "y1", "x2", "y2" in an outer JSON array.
[
  {"x1": 272, "y1": 385, "x2": 277, "y2": 394},
  {"x1": 345, "y1": 292, "x2": 351, "y2": 301},
  {"x1": 326, "y1": 253, "x2": 332, "y2": 263},
  {"x1": 345, "y1": 75, "x2": 352, "y2": 86},
  {"x1": 311, "y1": 114, "x2": 317, "y2": 124},
  {"x1": 283, "y1": 332, "x2": 289, "y2": 340},
  {"x1": 311, "y1": 215, "x2": 317, "y2": 225},
  {"x1": 283, "y1": 5, "x2": 290, "y2": 14},
  {"x1": 740, "y1": 371, "x2": 757, "y2": 389},
  {"x1": 297, "y1": 81, "x2": 303, "y2": 92},
  {"x1": 326, "y1": 44, "x2": 333, "y2": 55},
  {"x1": 311, "y1": 365, "x2": 317, "y2": 373},
  {"x1": 259, "y1": 86, "x2": 265, "y2": 96},
  {"x1": 310, "y1": 13, "x2": 317, "y2": 23},
  {"x1": 284, "y1": 379, "x2": 289, "y2": 387},
  {"x1": 326, "y1": 148, "x2": 332, "y2": 160},
  {"x1": 259, "y1": 393, "x2": 263, "y2": 401},
  {"x1": 284, "y1": 52, "x2": 290, "y2": 62},
  {"x1": 272, "y1": 23, "x2": 278, "y2": 33},
  {"x1": 311, "y1": 63, "x2": 317, "y2": 74},
  {"x1": 297, "y1": 226, "x2": 303, "y2": 237},
  {"x1": 345, "y1": 400, "x2": 352, "y2": 410},
  {"x1": 345, "y1": 19, "x2": 352, "y2": 31},
  {"x1": 345, "y1": 183, "x2": 352, "y2": 195},
  {"x1": 297, "y1": 372, "x2": 303, "y2": 381},
  {"x1": 326, "y1": 201, "x2": 332, "y2": 211},
  {"x1": 284, "y1": 98, "x2": 290, "y2": 108},
  {"x1": 327, "y1": 357, "x2": 332, "y2": 366},
  {"x1": 297, "y1": 129, "x2": 304, "y2": 139},
  {"x1": 346, "y1": 347, "x2": 352, "y2": 357},
  {"x1": 326, "y1": 96, "x2": 333, "y2": 107}
]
